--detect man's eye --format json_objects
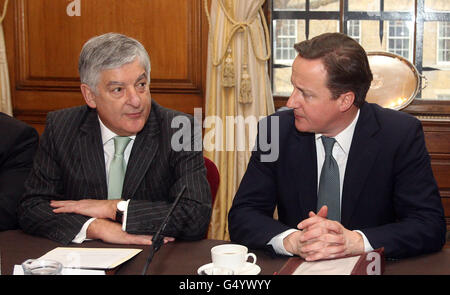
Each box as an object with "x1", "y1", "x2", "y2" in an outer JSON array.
[
  {"x1": 112, "y1": 87, "x2": 123, "y2": 93},
  {"x1": 302, "y1": 91, "x2": 312, "y2": 98}
]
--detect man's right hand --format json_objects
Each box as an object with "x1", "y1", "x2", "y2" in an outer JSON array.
[
  {"x1": 283, "y1": 206, "x2": 329, "y2": 258},
  {"x1": 86, "y1": 219, "x2": 174, "y2": 245}
]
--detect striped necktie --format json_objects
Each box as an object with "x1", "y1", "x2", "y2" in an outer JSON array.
[{"x1": 108, "y1": 136, "x2": 131, "y2": 200}]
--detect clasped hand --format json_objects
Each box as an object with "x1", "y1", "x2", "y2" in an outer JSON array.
[
  {"x1": 283, "y1": 206, "x2": 364, "y2": 261},
  {"x1": 50, "y1": 199, "x2": 175, "y2": 246}
]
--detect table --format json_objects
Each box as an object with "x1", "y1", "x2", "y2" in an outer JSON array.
[{"x1": 1, "y1": 230, "x2": 449, "y2": 275}]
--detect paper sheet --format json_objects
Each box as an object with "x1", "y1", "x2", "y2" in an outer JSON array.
[
  {"x1": 38, "y1": 247, "x2": 142, "y2": 269},
  {"x1": 292, "y1": 255, "x2": 361, "y2": 275}
]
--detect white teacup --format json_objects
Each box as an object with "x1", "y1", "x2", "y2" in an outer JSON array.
[{"x1": 211, "y1": 244, "x2": 257, "y2": 272}]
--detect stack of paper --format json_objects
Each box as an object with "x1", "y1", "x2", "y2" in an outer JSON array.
[
  {"x1": 39, "y1": 247, "x2": 142, "y2": 269},
  {"x1": 15, "y1": 247, "x2": 142, "y2": 275}
]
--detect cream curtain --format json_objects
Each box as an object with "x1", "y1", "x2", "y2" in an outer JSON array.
[
  {"x1": 204, "y1": 0, "x2": 275, "y2": 240},
  {"x1": 0, "y1": 0, "x2": 11, "y2": 115}
]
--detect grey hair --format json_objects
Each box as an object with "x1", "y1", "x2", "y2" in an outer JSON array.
[{"x1": 78, "y1": 33, "x2": 151, "y2": 93}]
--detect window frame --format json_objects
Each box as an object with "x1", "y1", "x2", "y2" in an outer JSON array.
[
  {"x1": 266, "y1": 0, "x2": 450, "y2": 118},
  {"x1": 437, "y1": 21, "x2": 450, "y2": 65}
]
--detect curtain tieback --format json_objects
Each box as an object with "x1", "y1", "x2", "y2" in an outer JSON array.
[{"x1": 204, "y1": 0, "x2": 271, "y2": 104}]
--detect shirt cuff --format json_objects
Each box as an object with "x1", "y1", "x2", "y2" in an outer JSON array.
[
  {"x1": 121, "y1": 199, "x2": 131, "y2": 231},
  {"x1": 354, "y1": 230, "x2": 374, "y2": 252},
  {"x1": 72, "y1": 218, "x2": 96, "y2": 244},
  {"x1": 267, "y1": 229, "x2": 299, "y2": 256}
]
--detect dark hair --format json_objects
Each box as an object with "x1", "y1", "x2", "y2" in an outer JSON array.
[{"x1": 294, "y1": 33, "x2": 372, "y2": 108}]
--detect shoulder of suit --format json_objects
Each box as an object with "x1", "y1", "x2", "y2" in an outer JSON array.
[
  {"x1": 47, "y1": 105, "x2": 90, "y2": 121},
  {"x1": 260, "y1": 108, "x2": 294, "y2": 131},
  {"x1": 0, "y1": 112, "x2": 38, "y2": 138},
  {"x1": 46, "y1": 105, "x2": 90, "y2": 123},
  {"x1": 365, "y1": 102, "x2": 420, "y2": 132},
  {"x1": 44, "y1": 105, "x2": 94, "y2": 140},
  {"x1": 151, "y1": 100, "x2": 194, "y2": 123}
]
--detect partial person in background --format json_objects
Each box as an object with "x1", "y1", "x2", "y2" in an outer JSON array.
[
  {"x1": 18, "y1": 33, "x2": 211, "y2": 245},
  {"x1": 229, "y1": 32, "x2": 446, "y2": 260},
  {"x1": 0, "y1": 113, "x2": 38, "y2": 231}
]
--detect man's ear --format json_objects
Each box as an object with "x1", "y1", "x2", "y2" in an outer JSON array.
[
  {"x1": 80, "y1": 84, "x2": 97, "y2": 109},
  {"x1": 339, "y1": 91, "x2": 355, "y2": 112}
]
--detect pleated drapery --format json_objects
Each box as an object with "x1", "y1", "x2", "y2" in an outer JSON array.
[
  {"x1": 204, "y1": 0, "x2": 274, "y2": 240},
  {"x1": 0, "y1": 0, "x2": 11, "y2": 115}
]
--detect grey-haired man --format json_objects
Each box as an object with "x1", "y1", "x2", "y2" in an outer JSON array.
[{"x1": 19, "y1": 33, "x2": 212, "y2": 245}]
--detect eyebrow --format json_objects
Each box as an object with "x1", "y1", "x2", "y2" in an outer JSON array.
[
  {"x1": 135, "y1": 73, "x2": 147, "y2": 83},
  {"x1": 291, "y1": 78, "x2": 314, "y2": 95},
  {"x1": 106, "y1": 72, "x2": 147, "y2": 87}
]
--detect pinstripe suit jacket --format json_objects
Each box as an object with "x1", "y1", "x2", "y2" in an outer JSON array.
[{"x1": 18, "y1": 101, "x2": 212, "y2": 244}]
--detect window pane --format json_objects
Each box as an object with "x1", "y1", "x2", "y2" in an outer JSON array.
[
  {"x1": 310, "y1": 0, "x2": 339, "y2": 11},
  {"x1": 273, "y1": 67, "x2": 294, "y2": 96},
  {"x1": 347, "y1": 20, "x2": 361, "y2": 43},
  {"x1": 273, "y1": 19, "x2": 298, "y2": 65},
  {"x1": 425, "y1": 0, "x2": 450, "y2": 12},
  {"x1": 273, "y1": 19, "x2": 301, "y2": 96},
  {"x1": 421, "y1": 21, "x2": 450, "y2": 100},
  {"x1": 420, "y1": 70, "x2": 450, "y2": 100},
  {"x1": 384, "y1": 0, "x2": 414, "y2": 11},
  {"x1": 273, "y1": 0, "x2": 305, "y2": 10},
  {"x1": 355, "y1": 21, "x2": 413, "y2": 62},
  {"x1": 272, "y1": 19, "x2": 338, "y2": 96},
  {"x1": 271, "y1": 0, "x2": 450, "y2": 101},
  {"x1": 387, "y1": 21, "x2": 413, "y2": 61},
  {"x1": 309, "y1": 20, "x2": 339, "y2": 38},
  {"x1": 348, "y1": 0, "x2": 380, "y2": 11}
]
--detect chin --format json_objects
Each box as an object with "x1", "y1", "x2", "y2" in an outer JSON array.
[
  {"x1": 119, "y1": 122, "x2": 145, "y2": 135},
  {"x1": 294, "y1": 122, "x2": 312, "y2": 133}
]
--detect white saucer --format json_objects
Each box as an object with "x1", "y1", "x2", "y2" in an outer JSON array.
[{"x1": 197, "y1": 262, "x2": 261, "y2": 275}]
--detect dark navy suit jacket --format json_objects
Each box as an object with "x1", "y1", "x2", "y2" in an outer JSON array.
[
  {"x1": 229, "y1": 103, "x2": 446, "y2": 259},
  {"x1": 0, "y1": 113, "x2": 38, "y2": 230}
]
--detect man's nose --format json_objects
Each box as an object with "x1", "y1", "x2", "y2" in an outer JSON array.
[
  {"x1": 286, "y1": 92, "x2": 299, "y2": 108},
  {"x1": 127, "y1": 87, "x2": 141, "y2": 108}
]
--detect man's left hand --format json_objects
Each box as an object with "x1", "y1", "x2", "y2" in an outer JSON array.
[
  {"x1": 297, "y1": 206, "x2": 365, "y2": 261},
  {"x1": 50, "y1": 199, "x2": 118, "y2": 220}
]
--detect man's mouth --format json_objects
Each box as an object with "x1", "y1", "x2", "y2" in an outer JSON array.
[{"x1": 125, "y1": 111, "x2": 143, "y2": 119}]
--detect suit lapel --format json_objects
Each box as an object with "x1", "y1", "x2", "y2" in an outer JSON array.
[
  {"x1": 122, "y1": 103, "x2": 160, "y2": 199},
  {"x1": 341, "y1": 104, "x2": 380, "y2": 226},
  {"x1": 287, "y1": 129, "x2": 318, "y2": 220},
  {"x1": 78, "y1": 108, "x2": 108, "y2": 199}
]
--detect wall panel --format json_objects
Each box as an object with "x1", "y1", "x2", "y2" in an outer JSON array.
[{"x1": 3, "y1": 0, "x2": 206, "y2": 131}]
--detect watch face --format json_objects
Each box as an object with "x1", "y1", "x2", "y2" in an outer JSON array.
[{"x1": 117, "y1": 200, "x2": 127, "y2": 212}]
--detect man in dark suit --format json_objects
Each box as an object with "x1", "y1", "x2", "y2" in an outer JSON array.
[
  {"x1": 18, "y1": 33, "x2": 212, "y2": 245},
  {"x1": 0, "y1": 113, "x2": 38, "y2": 231},
  {"x1": 228, "y1": 33, "x2": 446, "y2": 260}
]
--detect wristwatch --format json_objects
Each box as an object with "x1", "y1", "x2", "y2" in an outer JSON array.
[{"x1": 115, "y1": 200, "x2": 127, "y2": 223}]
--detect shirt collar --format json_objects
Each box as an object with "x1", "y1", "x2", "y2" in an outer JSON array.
[
  {"x1": 315, "y1": 109, "x2": 360, "y2": 155},
  {"x1": 98, "y1": 116, "x2": 136, "y2": 145}
]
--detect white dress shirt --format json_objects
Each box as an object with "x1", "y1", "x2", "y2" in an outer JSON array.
[
  {"x1": 268, "y1": 110, "x2": 374, "y2": 255},
  {"x1": 72, "y1": 117, "x2": 135, "y2": 243}
]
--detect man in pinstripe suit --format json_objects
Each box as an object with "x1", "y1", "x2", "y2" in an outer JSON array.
[{"x1": 18, "y1": 33, "x2": 212, "y2": 245}]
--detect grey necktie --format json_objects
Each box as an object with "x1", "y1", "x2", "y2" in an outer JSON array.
[
  {"x1": 108, "y1": 136, "x2": 131, "y2": 200},
  {"x1": 317, "y1": 136, "x2": 341, "y2": 222}
]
